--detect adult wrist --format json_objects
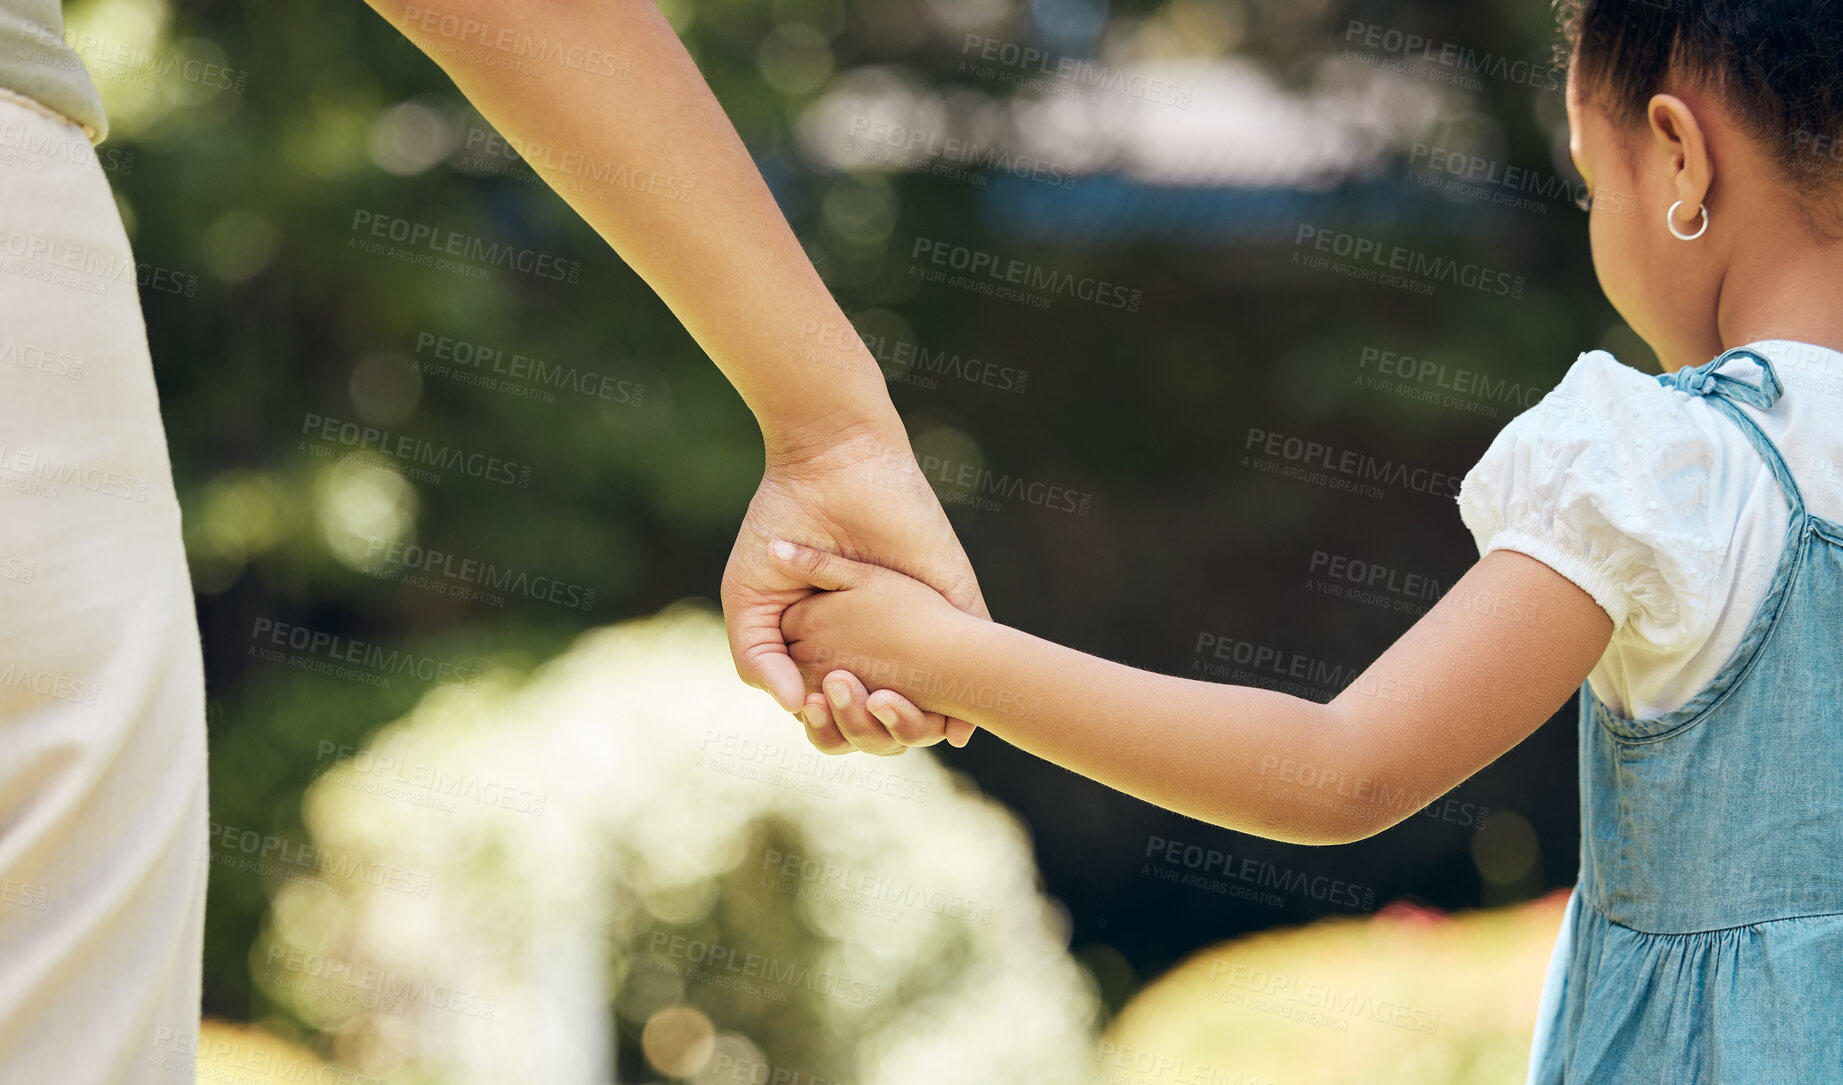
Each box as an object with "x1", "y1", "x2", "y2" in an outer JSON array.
[{"x1": 759, "y1": 399, "x2": 909, "y2": 474}]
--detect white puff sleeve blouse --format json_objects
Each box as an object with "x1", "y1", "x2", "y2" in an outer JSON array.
[{"x1": 1454, "y1": 348, "x2": 1793, "y2": 719}]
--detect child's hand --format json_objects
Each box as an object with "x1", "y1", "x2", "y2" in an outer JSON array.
[
  {"x1": 772, "y1": 539, "x2": 972, "y2": 752},
  {"x1": 797, "y1": 669, "x2": 959, "y2": 757}
]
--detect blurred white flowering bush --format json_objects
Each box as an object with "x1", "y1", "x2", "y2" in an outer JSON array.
[{"x1": 255, "y1": 601, "x2": 1102, "y2": 1084}]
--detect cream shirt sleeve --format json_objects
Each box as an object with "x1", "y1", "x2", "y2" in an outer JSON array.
[{"x1": 1455, "y1": 350, "x2": 1731, "y2": 655}]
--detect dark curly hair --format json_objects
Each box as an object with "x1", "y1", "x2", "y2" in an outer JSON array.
[{"x1": 1558, "y1": 0, "x2": 1843, "y2": 194}]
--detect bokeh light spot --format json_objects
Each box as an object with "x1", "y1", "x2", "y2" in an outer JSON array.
[
  {"x1": 1472, "y1": 809, "x2": 1540, "y2": 885},
  {"x1": 757, "y1": 24, "x2": 834, "y2": 96},
  {"x1": 348, "y1": 352, "x2": 423, "y2": 426},
  {"x1": 368, "y1": 97, "x2": 461, "y2": 176},
  {"x1": 202, "y1": 210, "x2": 278, "y2": 283},
  {"x1": 313, "y1": 458, "x2": 418, "y2": 569},
  {"x1": 642, "y1": 1004, "x2": 717, "y2": 1079},
  {"x1": 821, "y1": 176, "x2": 899, "y2": 249}
]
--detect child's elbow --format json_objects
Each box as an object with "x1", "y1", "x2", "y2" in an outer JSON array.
[
  {"x1": 1217, "y1": 807, "x2": 1379, "y2": 847},
  {"x1": 1328, "y1": 806, "x2": 1419, "y2": 845},
  {"x1": 1325, "y1": 814, "x2": 1386, "y2": 846},
  {"x1": 1293, "y1": 819, "x2": 1380, "y2": 847}
]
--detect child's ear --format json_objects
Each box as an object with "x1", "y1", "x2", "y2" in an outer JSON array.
[{"x1": 1646, "y1": 93, "x2": 1712, "y2": 203}]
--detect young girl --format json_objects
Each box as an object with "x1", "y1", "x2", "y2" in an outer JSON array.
[{"x1": 771, "y1": 1, "x2": 1843, "y2": 1079}]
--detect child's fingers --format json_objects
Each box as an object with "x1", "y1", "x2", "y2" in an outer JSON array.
[
  {"x1": 821, "y1": 670, "x2": 907, "y2": 756},
  {"x1": 799, "y1": 692, "x2": 853, "y2": 755},
  {"x1": 862, "y1": 689, "x2": 950, "y2": 747},
  {"x1": 942, "y1": 716, "x2": 976, "y2": 749},
  {"x1": 769, "y1": 539, "x2": 873, "y2": 593}
]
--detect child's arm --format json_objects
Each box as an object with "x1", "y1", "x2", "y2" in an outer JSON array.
[{"x1": 774, "y1": 539, "x2": 1613, "y2": 845}]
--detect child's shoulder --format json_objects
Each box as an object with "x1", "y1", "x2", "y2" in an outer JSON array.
[
  {"x1": 1474, "y1": 348, "x2": 1735, "y2": 474},
  {"x1": 1554, "y1": 346, "x2": 1662, "y2": 396},
  {"x1": 1456, "y1": 348, "x2": 1742, "y2": 644},
  {"x1": 1521, "y1": 348, "x2": 1689, "y2": 430}
]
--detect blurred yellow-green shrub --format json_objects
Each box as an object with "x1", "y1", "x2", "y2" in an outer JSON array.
[{"x1": 1097, "y1": 893, "x2": 1568, "y2": 1085}]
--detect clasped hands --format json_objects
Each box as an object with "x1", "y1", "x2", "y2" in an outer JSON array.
[
  {"x1": 774, "y1": 538, "x2": 974, "y2": 756},
  {"x1": 719, "y1": 425, "x2": 985, "y2": 757}
]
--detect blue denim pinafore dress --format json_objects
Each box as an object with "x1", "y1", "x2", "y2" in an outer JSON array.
[{"x1": 1525, "y1": 346, "x2": 1843, "y2": 1082}]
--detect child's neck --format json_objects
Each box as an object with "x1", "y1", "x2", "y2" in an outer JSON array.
[{"x1": 1711, "y1": 240, "x2": 1843, "y2": 370}]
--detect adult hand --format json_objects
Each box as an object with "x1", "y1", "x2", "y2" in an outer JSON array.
[
  {"x1": 367, "y1": 0, "x2": 981, "y2": 752},
  {"x1": 722, "y1": 420, "x2": 985, "y2": 754}
]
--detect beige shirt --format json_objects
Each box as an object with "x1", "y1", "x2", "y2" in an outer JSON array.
[
  {"x1": 0, "y1": 92, "x2": 204, "y2": 1082},
  {"x1": 0, "y1": 0, "x2": 105, "y2": 142}
]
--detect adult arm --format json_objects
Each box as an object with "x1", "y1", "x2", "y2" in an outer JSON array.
[{"x1": 362, "y1": 0, "x2": 984, "y2": 747}]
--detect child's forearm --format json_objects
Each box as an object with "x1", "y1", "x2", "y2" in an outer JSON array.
[{"x1": 914, "y1": 620, "x2": 1366, "y2": 845}]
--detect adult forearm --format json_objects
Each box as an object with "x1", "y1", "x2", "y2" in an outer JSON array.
[
  {"x1": 919, "y1": 620, "x2": 1364, "y2": 844},
  {"x1": 365, "y1": 0, "x2": 897, "y2": 452}
]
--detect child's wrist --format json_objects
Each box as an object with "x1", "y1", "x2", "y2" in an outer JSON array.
[{"x1": 910, "y1": 609, "x2": 997, "y2": 721}]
